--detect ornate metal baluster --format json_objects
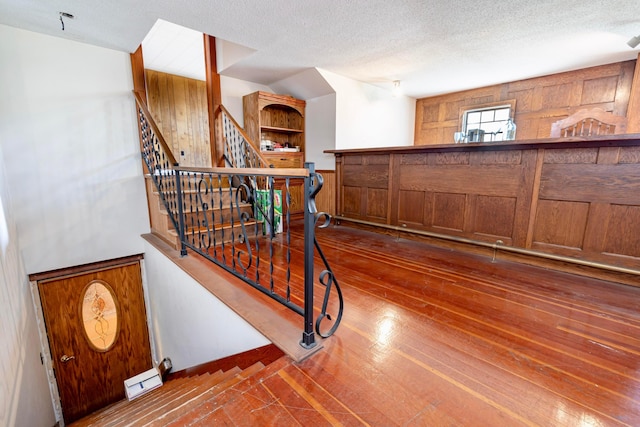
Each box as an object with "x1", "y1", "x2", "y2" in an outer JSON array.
[
  {"x1": 233, "y1": 180, "x2": 253, "y2": 276},
  {"x1": 285, "y1": 177, "x2": 291, "y2": 302},
  {"x1": 307, "y1": 166, "x2": 344, "y2": 339},
  {"x1": 175, "y1": 171, "x2": 187, "y2": 256},
  {"x1": 313, "y1": 211, "x2": 344, "y2": 338}
]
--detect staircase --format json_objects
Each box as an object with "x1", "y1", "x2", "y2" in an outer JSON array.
[
  {"x1": 70, "y1": 358, "x2": 284, "y2": 426},
  {"x1": 145, "y1": 174, "x2": 257, "y2": 251}
]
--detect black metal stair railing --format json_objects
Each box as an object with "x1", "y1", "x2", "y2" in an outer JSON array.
[
  {"x1": 134, "y1": 92, "x2": 343, "y2": 349},
  {"x1": 135, "y1": 92, "x2": 180, "y2": 231},
  {"x1": 219, "y1": 105, "x2": 269, "y2": 169}
]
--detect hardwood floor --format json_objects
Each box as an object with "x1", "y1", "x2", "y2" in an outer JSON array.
[
  {"x1": 283, "y1": 222, "x2": 640, "y2": 426},
  {"x1": 135, "y1": 221, "x2": 640, "y2": 426}
]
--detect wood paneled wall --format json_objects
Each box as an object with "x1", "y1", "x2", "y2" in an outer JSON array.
[
  {"x1": 315, "y1": 170, "x2": 336, "y2": 216},
  {"x1": 145, "y1": 69, "x2": 211, "y2": 167},
  {"x1": 415, "y1": 60, "x2": 636, "y2": 145},
  {"x1": 332, "y1": 138, "x2": 640, "y2": 279}
]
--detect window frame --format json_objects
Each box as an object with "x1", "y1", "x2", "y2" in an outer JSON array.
[{"x1": 459, "y1": 99, "x2": 516, "y2": 142}]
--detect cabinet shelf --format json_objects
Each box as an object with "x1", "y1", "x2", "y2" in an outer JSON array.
[
  {"x1": 243, "y1": 91, "x2": 306, "y2": 216},
  {"x1": 260, "y1": 125, "x2": 304, "y2": 134},
  {"x1": 243, "y1": 91, "x2": 306, "y2": 154}
]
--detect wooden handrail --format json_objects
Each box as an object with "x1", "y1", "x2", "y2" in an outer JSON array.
[
  {"x1": 177, "y1": 166, "x2": 309, "y2": 177},
  {"x1": 133, "y1": 90, "x2": 179, "y2": 166}
]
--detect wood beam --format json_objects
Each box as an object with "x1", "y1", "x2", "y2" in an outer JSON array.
[
  {"x1": 204, "y1": 34, "x2": 224, "y2": 167},
  {"x1": 130, "y1": 45, "x2": 147, "y2": 105}
]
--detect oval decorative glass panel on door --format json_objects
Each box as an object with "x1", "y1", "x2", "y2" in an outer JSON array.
[{"x1": 80, "y1": 280, "x2": 120, "y2": 351}]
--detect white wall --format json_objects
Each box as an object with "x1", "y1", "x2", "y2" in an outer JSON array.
[
  {"x1": 142, "y1": 241, "x2": 270, "y2": 371},
  {"x1": 0, "y1": 25, "x2": 150, "y2": 276},
  {"x1": 306, "y1": 93, "x2": 337, "y2": 170},
  {"x1": 221, "y1": 76, "x2": 271, "y2": 128},
  {"x1": 0, "y1": 136, "x2": 55, "y2": 426},
  {"x1": 317, "y1": 69, "x2": 416, "y2": 150}
]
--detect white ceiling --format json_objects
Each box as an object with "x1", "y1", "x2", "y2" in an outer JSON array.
[{"x1": 1, "y1": 0, "x2": 640, "y2": 99}]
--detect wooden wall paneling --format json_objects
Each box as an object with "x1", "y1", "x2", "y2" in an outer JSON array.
[
  {"x1": 539, "y1": 82, "x2": 573, "y2": 110},
  {"x1": 395, "y1": 149, "x2": 535, "y2": 245},
  {"x1": 187, "y1": 79, "x2": 200, "y2": 161},
  {"x1": 331, "y1": 139, "x2": 640, "y2": 278},
  {"x1": 580, "y1": 75, "x2": 618, "y2": 106},
  {"x1": 596, "y1": 147, "x2": 621, "y2": 164},
  {"x1": 158, "y1": 71, "x2": 178, "y2": 155},
  {"x1": 533, "y1": 147, "x2": 640, "y2": 266},
  {"x1": 423, "y1": 191, "x2": 434, "y2": 228},
  {"x1": 315, "y1": 170, "x2": 336, "y2": 216},
  {"x1": 432, "y1": 192, "x2": 466, "y2": 231},
  {"x1": 613, "y1": 60, "x2": 634, "y2": 116},
  {"x1": 539, "y1": 163, "x2": 640, "y2": 205},
  {"x1": 542, "y1": 147, "x2": 598, "y2": 164},
  {"x1": 626, "y1": 54, "x2": 640, "y2": 133},
  {"x1": 388, "y1": 154, "x2": 401, "y2": 225},
  {"x1": 334, "y1": 155, "x2": 343, "y2": 217},
  {"x1": 366, "y1": 188, "x2": 388, "y2": 220},
  {"x1": 601, "y1": 204, "x2": 640, "y2": 258},
  {"x1": 585, "y1": 146, "x2": 640, "y2": 263},
  {"x1": 470, "y1": 195, "x2": 517, "y2": 243},
  {"x1": 525, "y1": 149, "x2": 545, "y2": 248},
  {"x1": 397, "y1": 190, "x2": 425, "y2": 226},
  {"x1": 342, "y1": 161, "x2": 389, "y2": 189},
  {"x1": 509, "y1": 150, "x2": 538, "y2": 247},
  {"x1": 172, "y1": 75, "x2": 189, "y2": 161},
  {"x1": 338, "y1": 154, "x2": 391, "y2": 223},
  {"x1": 400, "y1": 162, "x2": 520, "y2": 196},
  {"x1": 415, "y1": 60, "x2": 637, "y2": 144},
  {"x1": 364, "y1": 154, "x2": 390, "y2": 222},
  {"x1": 581, "y1": 202, "x2": 612, "y2": 254},
  {"x1": 532, "y1": 200, "x2": 590, "y2": 251},
  {"x1": 145, "y1": 69, "x2": 211, "y2": 167},
  {"x1": 194, "y1": 78, "x2": 211, "y2": 165},
  {"x1": 342, "y1": 186, "x2": 361, "y2": 217},
  {"x1": 396, "y1": 153, "x2": 426, "y2": 227},
  {"x1": 619, "y1": 145, "x2": 640, "y2": 163}
]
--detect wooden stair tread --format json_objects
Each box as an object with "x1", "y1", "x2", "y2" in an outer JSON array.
[
  {"x1": 165, "y1": 358, "x2": 292, "y2": 427},
  {"x1": 158, "y1": 202, "x2": 252, "y2": 216},
  {"x1": 150, "y1": 367, "x2": 251, "y2": 426},
  {"x1": 72, "y1": 362, "x2": 273, "y2": 427},
  {"x1": 167, "y1": 220, "x2": 260, "y2": 236},
  {"x1": 151, "y1": 187, "x2": 234, "y2": 195},
  {"x1": 130, "y1": 369, "x2": 243, "y2": 426},
  {"x1": 98, "y1": 374, "x2": 218, "y2": 427},
  {"x1": 70, "y1": 375, "x2": 193, "y2": 426}
]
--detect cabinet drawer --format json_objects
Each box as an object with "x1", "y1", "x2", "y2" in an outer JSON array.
[{"x1": 262, "y1": 152, "x2": 303, "y2": 168}]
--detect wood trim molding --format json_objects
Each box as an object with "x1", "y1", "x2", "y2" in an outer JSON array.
[{"x1": 29, "y1": 254, "x2": 144, "y2": 283}]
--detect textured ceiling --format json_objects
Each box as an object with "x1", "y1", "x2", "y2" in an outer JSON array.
[{"x1": 1, "y1": 0, "x2": 640, "y2": 98}]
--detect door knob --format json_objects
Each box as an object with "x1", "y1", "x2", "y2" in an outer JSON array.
[{"x1": 60, "y1": 354, "x2": 76, "y2": 363}]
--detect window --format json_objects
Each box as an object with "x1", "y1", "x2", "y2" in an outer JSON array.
[{"x1": 460, "y1": 100, "x2": 516, "y2": 142}]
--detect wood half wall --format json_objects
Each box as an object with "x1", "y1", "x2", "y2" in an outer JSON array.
[
  {"x1": 415, "y1": 60, "x2": 637, "y2": 145},
  {"x1": 330, "y1": 137, "x2": 640, "y2": 286},
  {"x1": 145, "y1": 69, "x2": 212, "y2": 167}
]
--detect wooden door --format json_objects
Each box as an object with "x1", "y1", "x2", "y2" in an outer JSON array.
[{"x1": 38, "y1": 259, "x2": 152, "y2": 423}]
